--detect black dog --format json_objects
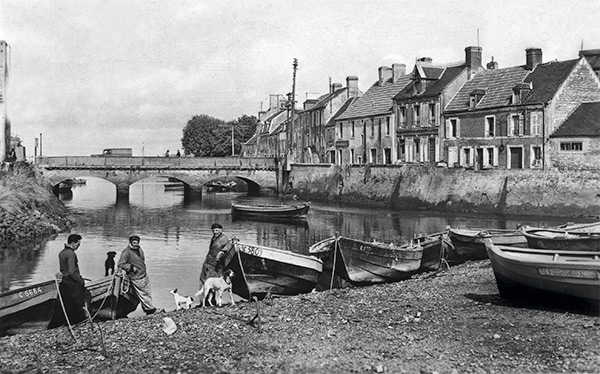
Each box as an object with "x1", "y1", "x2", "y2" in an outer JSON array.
[{"x1": 105, "y1": 251, "x2": 117, "y2": 276}]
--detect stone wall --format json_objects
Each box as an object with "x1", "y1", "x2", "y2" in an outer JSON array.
[{"x1": 288, "y1": 164, "x2": 600, "y2": 218}]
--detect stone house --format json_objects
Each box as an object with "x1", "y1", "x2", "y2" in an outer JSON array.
[
  {"x1": 548, "y1": 101, "x2": 600, "y2": 171},
  {"x1": 243, "y1": 94, "x2": 287, "y2": 157},
  {"x1": 443, "y1": 48, "x2": 600, "y2": 170},
  {"x1": 333, "y1": 64, "x2": 412, "y2": 164},
  {"x1": 392, "y1": 46, "x2": 484, "y2": 164}
]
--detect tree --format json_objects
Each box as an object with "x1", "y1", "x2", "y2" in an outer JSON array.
[
  {"x1": 229, "y1": 115, "x2": 259, "y2": 155},
  {"x1": 181, "y1": 114, "x2": 227, "y2": 156}
]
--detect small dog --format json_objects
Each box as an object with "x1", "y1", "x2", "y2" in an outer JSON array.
[
  {"x1": 170, "y1": 289, "x2": 194, "y2": 310},
  {"x1": 195, "y1": 269, "x2": 235, "y2": 307},
  {"x1": 105, "y1": 251, "x2": 117, "y2": 276}
]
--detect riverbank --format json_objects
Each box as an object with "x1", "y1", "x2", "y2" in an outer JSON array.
[
  {"x1": 0, "y1": 162, "x2": 72, "y2": 246},
  {"x1": 288, "y1": 164, "x2": 600, "y2": 218},
  {"x1": 1, "y1": 260, "x2": 598, "y2": 373}
]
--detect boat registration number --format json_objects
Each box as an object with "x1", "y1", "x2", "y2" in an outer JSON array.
[
  {"x1": 238, "y1": 244, "x2": 263, "y2": 257},
  {"x1": 538, "y1": 268, "x2": 598, "y2": 279},
  {"x1": 19, "y1": 287, "x2": 44, "y2": 298}
]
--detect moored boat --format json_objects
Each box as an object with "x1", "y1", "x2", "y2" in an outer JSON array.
[
  {"x1": 308, "y1": 236, "x2": 424, "y2": 285},
  {"x1": 520, "y1": 224, "x2": 600, "y2": 252},
  {"x1": 231, "y1": 202, "x2": 310, "y2": 222},
  {"x1": 224, "y1": 240, "x2": 323, "y2": 300},
  {"x1": 484, "y1": 239, "x2": 600, "y2": 310},
  {"x1": 447, "y1": 227, "x2": 527, "y2": 261},
  {"x1": 0, "y1": 273, "x2": 139, "y2": 336}
]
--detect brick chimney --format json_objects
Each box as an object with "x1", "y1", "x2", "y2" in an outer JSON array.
[
  {"x1": 392, "y1": 63, "x2": 407, "y2": 82},
  {"x1": 417, "y1": 57, "x2": 433, "y2": 64},
  {"x1": 378, "y1": 66, "x2": 393, "y2": 86},
  {"x1": 465, "y1": 46, "x2": 482, "y2": 70},
  {"x1": 525, "y1": 48, "x2": 542, "y2": 70},
  {"x1": 346, "y1": 76, "x2": 359, "y2": 98},
  {"x1": 486, "y1": 56, "x2": 498, "y2": 70},
  {"x1": 330, "y1": 83, "x2": 342, "y2": 93}
]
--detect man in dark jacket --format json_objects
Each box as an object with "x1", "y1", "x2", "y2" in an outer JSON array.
[{"x1": 199, "y1": 223, "x2": 232, "y2": 287}]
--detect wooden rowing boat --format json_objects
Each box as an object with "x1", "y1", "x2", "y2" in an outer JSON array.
[
  {"x1": 224, "y1": 241, "x2": 323, "y2": 300},
  {"x1": 447, "y1": 227, "x2": 527, "y2": 261},
  {"x1": 484, "y1": 239, "x2": 600, "y2": 309},
  {"x1": 308, "y1": 236, "x2": 425, "y2": 285},
  {"x1": 520, "y1": 223, "x2": 600, "y2": 252},
  {"x1": 231, "y1": 202, "x2": 310, "y2": 222},
  {"x1": 0, "y1": 273, "x2": 139, "y2": 336}
]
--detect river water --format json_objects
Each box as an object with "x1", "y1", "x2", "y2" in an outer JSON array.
[{"x1": 0, "y1": 177, "x2": 590, "y2": 316}]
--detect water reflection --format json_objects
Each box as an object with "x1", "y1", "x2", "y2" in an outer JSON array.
[{"x1": 1, "y1": 176, "x2": 593, "y2": 316}]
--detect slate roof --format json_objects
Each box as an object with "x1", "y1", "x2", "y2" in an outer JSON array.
[
  {"x1": 326, "y1": 97, "x2": 360, "y2": 127},
  {"x1": 551, "y1": 101, "x2": 600, "y2": 137},
  {"x1": 394, "y1": 65, "x2": 467, "y2": 100},
  {"x1": 580, "y1": 50, "x2": 600, "y2": 71},
  {"x1": 421, "y1": 66, "x2": 445, "y2": 79},
  {"x1": 337, "y1": 75, "x2": 412, "y2": 120}
]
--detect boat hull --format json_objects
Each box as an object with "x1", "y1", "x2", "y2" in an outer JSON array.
[
  {"x1": 225, "y1": 243, "x2": 323, "y2": 300},
  {"x1": 485, "y1": 241, "x2": 600, "y2": 309},
  {"x1": 521, "y1": 226, "x2": 600, "y2": 252},
  {"x1": 231, "y1": 203, "x2": 310, "y2": 222},
  {"x1": 448, "y1": 228, "x2": 527, "y2": 261}
]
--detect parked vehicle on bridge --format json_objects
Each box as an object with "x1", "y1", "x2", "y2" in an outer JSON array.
[{"x1": 91, "y1": 148, "x2": 133, "y2": 157}]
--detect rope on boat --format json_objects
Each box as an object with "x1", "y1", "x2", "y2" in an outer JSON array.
[
  {"x1": 330, "y1": 237, "x2": 339, "y2": 290},
  {"x1": 54, "y1": 275, "x2": 78, "y2": 344}
]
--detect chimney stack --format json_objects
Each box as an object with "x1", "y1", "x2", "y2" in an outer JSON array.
[
  {"x1": 346, "y1": 76, "x2": 359, "y2": 98},
  {"x1": 417, "y1": 57, "x2": 433, "y2": 64},
  {"x1": 392, "y1": 63, "x2": 407, "y2": 82},
  {"x1": 465, "y1": 46, "x2": 482, "y2": 70},
  {"x1": 330, "y1": 83, "x2": 342, "y2": 93},
  {"x1": 378, "y1": 66, "x2": 393, "y2": 86},
  {"x1": 486, "y1": 56, "x2": 498, "y2": 70},
  {"x1": 525, "y1": 48, "x2": 542, "y2": 70}
]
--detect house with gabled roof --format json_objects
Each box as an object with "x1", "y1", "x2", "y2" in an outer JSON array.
[
  {"x1": 443, "y1": 48, "x2": 600, "y2": 170},
  {"x1": 393, "y1": 46, "x2": 484, "y2": 164},
  {"x1": 549, "y1": 101, "x2": 600, "y2": 171},
  {"x1": 292, "y1": 77, "x2": 362, "y2": 163},
  {"x1": 243, "y1": 94, "x2": 287, "y2": 157},
  {"x1": 333, "y1": 64, "x2": 412, "y2": 164}
]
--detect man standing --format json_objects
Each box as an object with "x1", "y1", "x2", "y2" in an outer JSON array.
[
  {"x1": 48, "y1": 234, "x2": 91, "y2": 328},
  {"x1": 117, "y1": 235, "x2": 162, "y2": 315},
  {"x1": 199, "y1": 223, "x2": 232, "y2": 288}
]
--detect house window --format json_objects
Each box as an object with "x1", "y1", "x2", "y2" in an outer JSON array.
[
  {"x1": 446, "y1": 118, "x2": 459, "y2": 138},
  {"x1": 463, "y1": 148, "x2": 471, "y2": 167},
  {"x1": 485, "y1": 115, "x2": 495, "y2": 137},
  {"x1": 413, "y1": 105, "x2": 421, "y2": 127},
  {"x1": 385, "y1": 117, "x2": 390, "y2": 135},
  {"x1": 560, "y1": 142, "x2": 583, "y2": 151},
  {"x1": 398, "y1": 140, "x2": 406, "y2": 161},
  {"x1": 350, "y1": 149, "x2": 355, "y2": 164},
  {"x1": 509, "y1": 114, "x2": 523, "y2": 136},
  {"x1": 339, "y1": 122, "x2": 343, "y2": 138},
  {"x1": 384, "y1": 148, "x2": 391, "y2": 164},
  {"x1": 487, "y1": 148, "x2": 494, "y2": 167},
  {"x1": 371, "y1": 120, "x2": 375, "y2": 137},
  {"x1": 414, "y1": 138, "x2": 420, "y2": 162},
  {"x1": 530, "y1": 112, "x2": 542, "y2": 136},
  {"x1": 428, "y1": 104, "x2": 436, "y2": 126},
  {"x1": 338, "y1": 149, "x2": 343, "y2": 165},
  {"x1": 370, "y1": 148, "x2": 377, "y2": 163},
  {"x1": 351, "y1": 121, "x2": 355, "y2": 138},
  {"x1": 399, "y1": 107, "x2": 406, "y2": 128}
]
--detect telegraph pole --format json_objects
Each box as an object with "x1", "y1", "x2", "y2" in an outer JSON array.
[{"x1": 288, "y1": 58, "x2": 298, "y2": 157}]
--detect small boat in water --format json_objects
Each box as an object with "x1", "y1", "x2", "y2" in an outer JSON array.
[
  {"x1": 0, "y1": 273, "x2": 139, "y2": 336},
  {"x1": 231, "y1": 202, "x2": 310, "y2": 222},
  {"x1": 206, "y1": 181, "x2": 237, "y2": 192},
  {"x1": 484, "y1": 239, "x2": 600, "y2": 309},
  {"x1": 520, "y1": 223, "x2": 600, "y2": 252},
  {"x1": 308, "y1": 236, "x2": 426, "y2": 285},
  {"x1": 224, "y1": 240, "x2": 323, "y2": 300},
  {"x1": 447, "y1": 227, "x2": 527, "y2": 261}
]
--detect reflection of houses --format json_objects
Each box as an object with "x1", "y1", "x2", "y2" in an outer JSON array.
[
  {"x1": 549, "y1": 101, "x2": 600, "y2": 171},
  {"x1": 334, "y1": 64, "x2": 411, "y2": 164},
  {"x1": 443, "y1": 48, "x2": 600, "y2": 169},
  {"x1": 293, "y1": 77, "x2": 362, "y2": 163},
  {"x1": 393, "y1": 47, "x2": 483, "y2": 164}
]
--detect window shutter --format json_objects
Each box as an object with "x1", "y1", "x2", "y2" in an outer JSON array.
[
  {"x1": 445, "y1": 120, "x2": 451, "y2": 138},
  {"x1": 435, "y1": 103, "x2": 440, "y2": 127},
  {"x1": 456, "y1": 119, "x2": 460, "y2": 138},
  {"x1": 493, "y1": 147, "x2": 499, "y2": 166}
]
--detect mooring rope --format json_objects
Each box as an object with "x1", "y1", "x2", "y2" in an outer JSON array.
[
  {"x1": 329, "y1": 237, "x2": 339, "y2": 290},
  {"x1": 54, "y1": 276, "x2": 78, "y2": 343}
]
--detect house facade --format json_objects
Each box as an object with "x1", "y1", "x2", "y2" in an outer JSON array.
[
  {"x1": 243, "y1": 94, "x2": 287, "y2": 157},
  {"x1": 393, "y1": 46, "x2": 484, "y2": 164},
  {"x1": 443, "y1": 48, "x2": 600, "y2": 170},
  {"x1": 333, "y1": 64, "x2": 412, "y2": 164}
]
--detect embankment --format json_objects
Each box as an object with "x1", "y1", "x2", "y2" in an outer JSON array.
[
  {"x1": 288, "y1": 164, "x2": 600, "y2": 218},
  {"x1": 0, "y1": 162, "x2": 72, "y2": 246}
]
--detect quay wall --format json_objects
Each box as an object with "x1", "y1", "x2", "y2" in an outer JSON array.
[{"x1": 288, "y1": 164, "x2": 600, "y2": 218}]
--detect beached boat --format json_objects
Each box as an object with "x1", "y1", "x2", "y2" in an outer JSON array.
[
  {"x1": 484, "y1": 239, "x2": 600, "y2": 308},
  {"x1": 520, "y1": 224, "x2": 600, "y2": 252},
  {"x1": 0, "y1": 273, "x2": 138, "y2": 336},
  {"x1": 308, "y1": 236, "x2": 425, "y2": 285},
  {"x1": 447, "y1": 227, "x2": 527, "y2": 261},
  {"x1": 224, "y1": 241, "x2": 323, "y2": 300},
  {"x1": 231, "y1": 202, "x2": 310, "y2": 222}
]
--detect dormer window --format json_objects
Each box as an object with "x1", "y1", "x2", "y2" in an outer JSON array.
[
  {"x1": 469, "y1": 89, "x2": 486, "y2": 109},
  {"x1": 512, "y1": 82, "x2": 532, "y2": 104}
]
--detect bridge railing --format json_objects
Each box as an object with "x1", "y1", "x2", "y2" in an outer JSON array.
[{"x1": 35, "y1": 156, "x2": 277, "y2": 169}]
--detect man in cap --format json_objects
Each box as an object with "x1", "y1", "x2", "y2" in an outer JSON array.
[
  {"x1": 199, "y1": 223, "x2": 233, "y2": 290},
  {"x1": 117, "y1": 235, "x2": 162, "y2": 315}
]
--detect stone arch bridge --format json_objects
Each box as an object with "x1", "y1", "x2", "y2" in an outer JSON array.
[{"x1": 36, "y1": 156, "x2": 281, "y2": 200}]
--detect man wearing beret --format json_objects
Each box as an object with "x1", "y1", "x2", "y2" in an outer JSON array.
[
  {"x1": 199, "y1": 223, "x2": 232, "y2": 290},
  {"x1": 117, "y1": 235, "x2": 162, "y2": 315}
]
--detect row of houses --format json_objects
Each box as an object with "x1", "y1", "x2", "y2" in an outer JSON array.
[{"x1": 242, "y1": 45, "x2": 600, "y2": 171}]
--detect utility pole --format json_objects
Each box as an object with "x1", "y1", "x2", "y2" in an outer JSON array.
[
  {"x1": 231, "y1": 122, "x2": 235, "y2": 156},
  {"x1": 288, "y1": 58, "x2": 298, "y2": 158}
]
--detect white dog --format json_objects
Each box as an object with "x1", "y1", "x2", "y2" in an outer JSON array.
[
  {"x1": 195, "y1": 269, "x2": 235, "y2": 307},
  {"x1": 169, "y1": 288, "x2": 194, "y2": 310}
]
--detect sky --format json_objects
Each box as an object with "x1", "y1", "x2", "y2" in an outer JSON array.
[{"x1": 1, "y1": 0, "x2": 599, "y2": 157}]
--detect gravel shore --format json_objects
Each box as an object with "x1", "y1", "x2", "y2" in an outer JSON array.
[{"x1": 1, "y1": 260, "x2": 599, "y2": 374}]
